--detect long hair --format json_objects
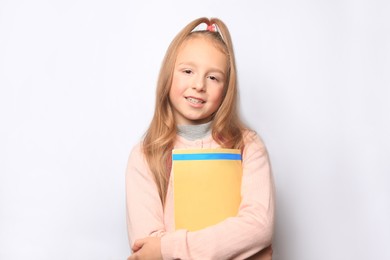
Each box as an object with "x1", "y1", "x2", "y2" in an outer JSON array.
[{"x1": 143, "y1": 17, "x2": 245, "y2": 206}]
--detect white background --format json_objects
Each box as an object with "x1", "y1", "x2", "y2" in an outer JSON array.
[{"x1": 1, "y1": 1, "x2": 389, "y2": 259}]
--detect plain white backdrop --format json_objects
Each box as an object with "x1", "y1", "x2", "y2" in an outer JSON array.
[{"x1": 1, "y1": 0, "x2": 389, "y2": 259}]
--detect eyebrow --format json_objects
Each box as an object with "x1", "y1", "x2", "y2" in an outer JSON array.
[{"x1": 177, "y1": 62, "x2": 226, "y2": 76}]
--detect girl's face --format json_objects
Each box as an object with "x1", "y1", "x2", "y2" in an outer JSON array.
[{"x1": 169, "y1": 36, "x2": 228, "y2": 125}]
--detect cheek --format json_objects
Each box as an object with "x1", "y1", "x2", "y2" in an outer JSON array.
[
  {"x1": 169, "y1": 84, "x2": 185, "y2": 104},
  {"x1": 209, "y1": 86, "x2": 225, "y2": 103},
  {"x1": 170, "y1": 76, "x2": 186, "y2": 95}
]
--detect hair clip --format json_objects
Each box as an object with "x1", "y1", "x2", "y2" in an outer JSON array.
[
  {"x1": 191, "y1": 23, "x2": 224, "y2": 42},
  {"x1": 207, "y1": 24, "x2": 216, "y2": 32}
]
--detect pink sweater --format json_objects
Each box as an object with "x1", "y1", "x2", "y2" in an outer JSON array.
[{"x1": 126, "y1": 130, "x2": 275, "y2": 259}]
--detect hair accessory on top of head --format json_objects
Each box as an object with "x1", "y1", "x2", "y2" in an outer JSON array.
[
  {"x1": 191, "y1": 22, "x2": 224, "y2": 42},
  {"x1": 207, "y1": 24, "x2": 216, "y2": 32}
]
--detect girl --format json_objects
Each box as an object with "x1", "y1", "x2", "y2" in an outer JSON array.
[{"x1": 126, "y1": 17, "x2": 274, "y2": 260}]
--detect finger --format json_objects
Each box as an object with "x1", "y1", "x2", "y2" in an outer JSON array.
[
  {"x1": 132, "y1": 239, "x2": 145, "y2": 252},
  {"x1": 127, "y1": 252, "x2": 139, "y2": 260}
]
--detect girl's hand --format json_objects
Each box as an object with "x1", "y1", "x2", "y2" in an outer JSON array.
[{"x1": 127, "y1": 237, "x2": 162, "y2": 260}]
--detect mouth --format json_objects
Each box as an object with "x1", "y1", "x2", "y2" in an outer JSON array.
[{"x1": 185, "y1": 97, "x2": 205, "y2": 104}]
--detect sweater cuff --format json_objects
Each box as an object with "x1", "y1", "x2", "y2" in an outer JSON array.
[{"x1": 160, "y1": 229, "x2": 188, "y2": 260}]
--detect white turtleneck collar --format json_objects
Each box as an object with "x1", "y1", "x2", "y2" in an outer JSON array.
[{"x1": 176, "y1": 121, "x2": 212, "y2": 141}]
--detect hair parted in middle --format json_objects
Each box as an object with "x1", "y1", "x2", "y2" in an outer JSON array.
[{"x1": 143, "y1": 17, "x2": 246, "y2": 205}]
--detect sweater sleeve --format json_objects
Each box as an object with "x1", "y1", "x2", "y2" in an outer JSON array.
[
  {"x1": 160, "y1": 132, "x2": 275, "y2": 260},
  {"x1": 125, "y1": 142, "x2": 166, "y2": 249}
]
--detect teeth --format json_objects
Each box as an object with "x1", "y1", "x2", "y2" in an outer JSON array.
[{"x1": 187, "y1": 97, "x2": 203, "y2": 104}]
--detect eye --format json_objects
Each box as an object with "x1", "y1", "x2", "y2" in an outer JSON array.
[
  {"x1": 183, "y1": 69, "x2": 192, "y2": 74},
  {"x1": 208, "y1": 75, "x2": 218, "y2": 81}
]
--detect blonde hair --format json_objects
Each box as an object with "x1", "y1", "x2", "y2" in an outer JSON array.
[{"x1": 143, "y1": 17, "x2": 246, "y2": 205}]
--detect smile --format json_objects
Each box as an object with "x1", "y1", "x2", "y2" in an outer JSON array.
[{"x1": 185, "y1": 97, "x2": 205, "y2": 104}]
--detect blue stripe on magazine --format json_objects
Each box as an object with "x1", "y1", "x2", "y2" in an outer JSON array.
[{"x1": 172, "y1": 153, "x2": 241, "y2": 161}]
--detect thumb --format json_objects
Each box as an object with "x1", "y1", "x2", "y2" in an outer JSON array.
[{"x1": 132, "y1": 238, "x2": 146, "y2": 252}]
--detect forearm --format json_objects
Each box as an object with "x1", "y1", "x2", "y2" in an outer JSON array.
[{"x1": 160, "y1": 204, "x2": 273, "y2": 260}]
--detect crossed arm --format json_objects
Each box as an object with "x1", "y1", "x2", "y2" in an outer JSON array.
[{"x1": 126, "y1": 133, "x2": 274, "y2": 260}]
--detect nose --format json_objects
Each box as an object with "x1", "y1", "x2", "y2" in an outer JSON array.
[{"x1": 192, "y1": 77, "x2": 205, "y2": 92}]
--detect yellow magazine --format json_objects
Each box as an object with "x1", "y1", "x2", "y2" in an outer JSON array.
[{"x1": 172, "y1": 148, "x2": 242, "y2": 231}]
